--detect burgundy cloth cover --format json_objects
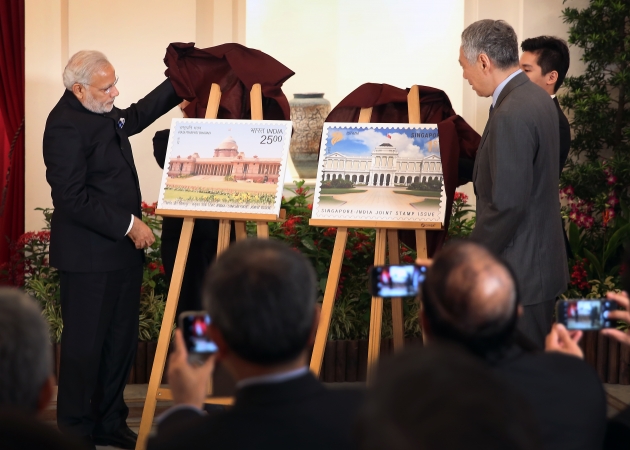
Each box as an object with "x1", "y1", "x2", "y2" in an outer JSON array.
[
  {"x1": 0, "y1": 0, "x2": 25, "y2": 267},
  {"x1": 164, "y1": 42, "x2": 294, "y2": 120},
  {"x1": 325, "y1": 83, "x2": 480, "y2": 256}
]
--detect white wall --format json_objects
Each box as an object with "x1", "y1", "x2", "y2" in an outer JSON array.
[
  {"x1": 247, "y1": 0, "x2": 466, "y2": 116},
  {"x1": 25, "y1": 0, "x2": 245, "y2": 231}
]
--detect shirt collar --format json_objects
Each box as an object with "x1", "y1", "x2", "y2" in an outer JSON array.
[
  {"x1": 236, "y1": 366, "x2": 309, "y2": 390},
  {"x1": 492, "y1": 69, "x2": 522, "y2": 107},
  {"x1": 551, "y1": 94, "x2": 556, "y2": 99}
]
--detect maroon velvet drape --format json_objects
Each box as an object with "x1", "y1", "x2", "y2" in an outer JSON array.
[{"x1": 0, "y1": 0, "x2": 25, "y2": 266}]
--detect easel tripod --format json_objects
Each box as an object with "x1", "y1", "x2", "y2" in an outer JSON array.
[{"x1": 309, "y1": 85, "x2": 443, "y2": 382}]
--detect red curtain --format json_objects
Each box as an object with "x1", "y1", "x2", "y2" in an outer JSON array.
[{"x1": 0, "y1": 0, "x2": 25, "y2": 265}]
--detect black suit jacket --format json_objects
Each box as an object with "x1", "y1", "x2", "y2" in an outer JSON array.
[
  {"x1": 490, "y1": 346, "x2": 606, "y2": 450},
  {"x1": 554, "y1": 97, "x2": 571, "y2": 174},
  {"x1": 43, "y1": 80, "x2": 181, "y2": 272},
  {"x1": 471, "y1": 72, "x2": 569, "y2": 305},
  {"x1": 148, "y1": 373, "x2": 365, "y2": 450}
]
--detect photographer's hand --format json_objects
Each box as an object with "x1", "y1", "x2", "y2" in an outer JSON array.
[
  {"x1": 601, "y1": 291, "x2": 630, "y2": 347},
  {"x1": 545, "y1": 323, "x2": 583, "y2": 359},
  {"x1": 167, "y1": 330, "x2": 216, "y2": 410}
]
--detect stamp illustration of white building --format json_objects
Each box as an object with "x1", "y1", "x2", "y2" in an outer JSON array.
[{"x1": 320, "y1": 142, "x2": 443, "y2": 187}]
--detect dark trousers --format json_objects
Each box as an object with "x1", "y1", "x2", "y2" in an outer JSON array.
[
  {"x1": 517, "y1": 298, "x2": 556, "y2": 349},
  {"x1": 161, "y1": 237, "x2": 218, "y2": 319},
  {"x1": 57, "y1": 265, "x2": 142, "y2": 437}
]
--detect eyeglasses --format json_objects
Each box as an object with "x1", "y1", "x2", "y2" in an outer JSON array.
[{"x1": 84, "y1": 76, "x2": 119, "y2": 94}]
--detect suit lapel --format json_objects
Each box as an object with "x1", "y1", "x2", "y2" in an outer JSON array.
[{"x1": 104, "y1": 110, "x2": 141, "y2": 188}]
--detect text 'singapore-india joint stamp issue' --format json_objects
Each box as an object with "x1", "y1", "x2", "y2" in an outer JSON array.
[
  {"x1": 157, "y1": 119, "x2": 292, "y2": 216},
  {"x1": 312, "y1": 123, "x2": 446, "y2": 224}
]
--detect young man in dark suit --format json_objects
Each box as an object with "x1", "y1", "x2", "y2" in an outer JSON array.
[
  {"x1": 419, "y1": 241, "x2": 607, "y2": 450},
  {"x1": 520, "y1": 36, "x2": 571, "y2": 172},
  {"x1": 43, "y1": 50, "x2": 181, "y2": 449},
  {"x1": 149, "y1": 239, "x2": 364, "y2": 450},
  {"x1": 458, "y1": 20, "x2": 569, "y2": 347},
  {"x1": 520, "y1": 37, "x2": 573, "y2": 260}
]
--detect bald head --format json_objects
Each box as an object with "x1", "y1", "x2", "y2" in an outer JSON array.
[{"x1": 421, "y1": 242, "x2": 518, "y2": 354}]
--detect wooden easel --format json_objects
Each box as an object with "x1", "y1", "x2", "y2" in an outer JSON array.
[
  {"x1": 136, "y1": 83, "x2": 284, "y2": 449},
  {"x1": 309, "y1": 85, "x2": 443, "y2": 382}
]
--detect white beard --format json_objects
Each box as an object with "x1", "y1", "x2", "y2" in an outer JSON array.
[{"x1": 82, "y1": 91, "x2": 115, "y2": 114}]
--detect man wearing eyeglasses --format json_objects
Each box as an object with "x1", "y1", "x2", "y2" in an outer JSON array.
[{"x1": 43, "y1": 50, "x2": 181, "y2": 450}]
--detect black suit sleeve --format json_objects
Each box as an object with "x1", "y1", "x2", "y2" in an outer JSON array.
[
  {"x1": 153, "y1": 129, "x2": 170, "y2": 169},
  {"x1": 555, "y1": 99, "x2": 571, "y2": 173},
  {"x1": 43, "y1": 120, "x2": 130, "y2": 240},
  {"x1": 148, "y1": 408, "x2": 207, "y2": 450},
  {"x1": 121, "y1": 79, "x2": 181, "y2": 137}
]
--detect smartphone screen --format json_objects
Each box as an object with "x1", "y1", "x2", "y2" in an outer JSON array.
[
  {"x1": 556, "y1": 299, "x2": 617, "y2": 331},
  {"x1": 370, "y1": 265, "x2": 427, "y2": 298},
  {"x1": 179, "y1": 311, "x2": 218, "y2": 356}
]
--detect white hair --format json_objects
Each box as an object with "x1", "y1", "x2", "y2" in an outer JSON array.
[{"x1": 62, "y1": 50, "x2": 111, "y2": 90}]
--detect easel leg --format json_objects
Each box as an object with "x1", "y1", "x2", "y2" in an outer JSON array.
[
  {"x1": 256, "y1": 221, "x2": 269, "y2": 238},
  {"x1": 217, "y1": 219, "x2": 232, "y2": 257},
  {"x1": 367, "y1": 229, "x2": 388, "y2": 383},
  {"x1": 309, "y1": 228, "x2": 348, "y2": 377},
  {"x1": 415, "y1": 229, "x2": 428, "y2": 259},
  {"x1": 387, "y1": 230, "x2": 405, "y2": 352},
  {"x1": 234, "y1": 221, "x2": 247, "y2": 241},
  {"x1": 136, "y1": 218, "x2": 195, "y2": 450}
]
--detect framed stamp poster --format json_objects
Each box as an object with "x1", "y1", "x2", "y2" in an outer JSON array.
[
  {"x1": 311, "y1": 123, "x2": 446, "y2": 224},
  {"x1": 157, "y1": 119, "x2": 292, "y2": 216}
]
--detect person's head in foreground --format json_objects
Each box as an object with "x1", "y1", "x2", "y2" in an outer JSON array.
[
  {"x1": 204, "y1": 238, "x2": 318, "y2": 376},
  {"x1": 420, "y1": 241, "x2": 519, "y2": 358},
  {"x1": 356, "y1": 343, "x2": 541, "y2": 450},
  {"x1": 520, "y1": 36, "x2": 570, "y2": 95},
  {"x1": 64, "y1": 50, "x2": 119, "y2": 114},
  {"x1": 458, "y1": 19, "x2": 520, "y2": 97},
  {"x1": 0, "y1": 288, "x2": 54, "y2": 415}
]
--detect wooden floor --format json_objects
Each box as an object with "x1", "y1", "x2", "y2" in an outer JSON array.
[{"x1": 43, "y1": 385, "x2": 173, "y2": 449}]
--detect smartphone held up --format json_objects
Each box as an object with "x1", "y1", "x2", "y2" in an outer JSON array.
[
  {"x1": 370, "y1": 264, "x2": 427, "y2": 298},
  {"x1": 556, "y1": 299, "x2": 617, "y2": 331},
  {"x1": 178, "y1": 311, "x2": 218, "y2": 365}
]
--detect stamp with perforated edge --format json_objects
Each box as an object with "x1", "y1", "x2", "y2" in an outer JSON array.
[
  {"x1": 157, "y1": 118, "x2": 292, "y2": 216},
  {"x1": 312, "y1": 122, "x2": 446, "y2": 224}
]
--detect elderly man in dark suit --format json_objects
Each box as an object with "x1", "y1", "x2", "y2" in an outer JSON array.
[
  {"x1": 43, "y1": 50, "x2": 181, "y2": 449},
  {"x1": 419, "y1": 241, "x2": 606, "y2": 450},
  {"x1": 148, "y1": 239, "x2": 364, "y2": 450},
  {"x1": 458, "y1": 20, "x2": 569, "y2": 347}
]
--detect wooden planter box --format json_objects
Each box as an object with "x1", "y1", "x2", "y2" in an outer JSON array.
[
  {"x1": 316, "y1": 337, "x2": 423, "y2": 383},
  {"x1": 580, "y1": 331, "x2": 630, "y2": 384},
  {"x1": 53, "y1": 333, "x2": 626, "y2": 385}
]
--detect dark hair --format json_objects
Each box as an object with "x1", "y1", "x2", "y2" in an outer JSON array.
[
  {"x1": 420, "y1": 241, "x2": 519, "y2": 357},
  {"x1": 461, "y1": 20, "x2": 519, "y2": 70},
  {"x1": 0, "y1": 288, "x2": 52, "y2": 413},
  {"x1": 203, "y1": 239, "x2": 316, "y2": 365},
  {"x1": 356, "y1": 343, "x2": 541, "y2": 450},
  {"x1": 521, "y1": 36, "x2": 570, "y2": 92}
]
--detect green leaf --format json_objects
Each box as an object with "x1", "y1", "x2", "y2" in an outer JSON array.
[
  {"x1": 568, "y1": 221, "x2": 582, "y2": 257},
  {"x1": 319, "y1": 277, "x2": 328, "y2": 293},
  {"x1": 583, "y1": 248, "x2": 604, "y2": 280},
  {"x1": 604, "y1": 223, "x2": 630, "y2": 264},
  {"x1": 301, "y1": 237, "x2": 317, "y2": 251}
]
